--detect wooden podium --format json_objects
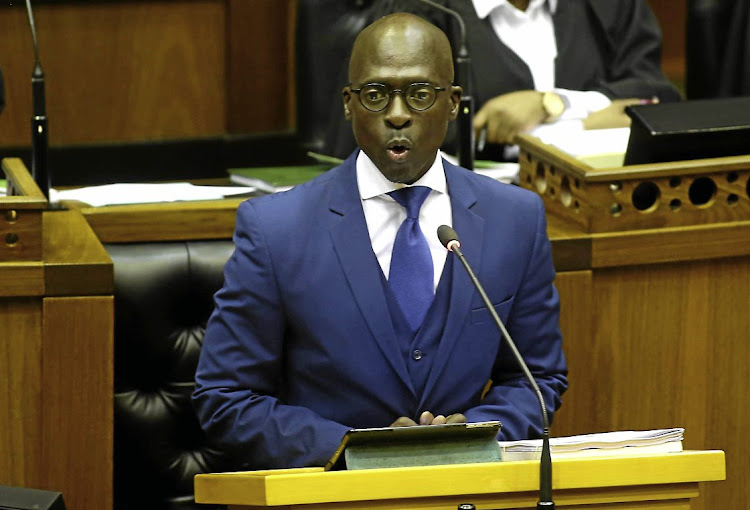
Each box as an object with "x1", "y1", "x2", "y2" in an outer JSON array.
[
  {"x1": 512, "y1": 135, "x2": 749, "y2": 510},
  {"x1": 194, "y1": 451, "x2": 725, "y2": 509},
  {"x1": 0, "y1": 159, "x2": 114, "y2": 510}
]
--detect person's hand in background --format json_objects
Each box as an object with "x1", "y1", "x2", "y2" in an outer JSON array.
[
  {"x1": 473, "y1": 90, "x2": 547, "y2": 144},
  {"x1": 583, "y1": 97, "x2": 658, "y2": 130}
]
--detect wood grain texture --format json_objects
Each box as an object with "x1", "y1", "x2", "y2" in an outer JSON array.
[
  {"x1": 565, "y1": 257, "x2": 750, "y2": 510},
  {"x1": 0, "y1": 1, "x2": 226, "y2": 146},
  {"x1": 0, "y1": 209, "x2": 43, "y2": 263},
  {"x1": 2, "y1": 158, "x2": 46, "y2": 262},
  {"x1": 550, "y1": 270, "x2": 594, "y2": 438},
  {"x1": 590, "y1": 220, "x2": 750, "y2": 268},
  {"x1": 226, "y1": 0, "x2": 295, "y2": 133},
  {"x1": 42, "y1": 296, "x2": 114, "y2": 510},
  {"x1": 1, "y1": 174, "x2": 114, "y2": 508},
  {"x1": 517, "y1": 136, "x2": 750, "y2": 233},
  {"x1": 78, "y1": 197, "x2": 243, "y2": 243},
  {"x1": 43, "y1": 209, "x2": 113, "y2": 296},
  {"x1": 0, "y1": 262, "x2": 45, "y2": 297},
  {"x1": 0, "y1": 298, "x2": 43, "y2": 489}
]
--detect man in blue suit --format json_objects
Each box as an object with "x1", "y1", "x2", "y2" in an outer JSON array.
[{"x1": 193, "y1": 12, "x2": 567, "y2": 470}]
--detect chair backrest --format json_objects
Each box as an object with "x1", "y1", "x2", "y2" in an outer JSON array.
[{"x1": 107, "y1": 241, "x2": 234, "y2": 510}]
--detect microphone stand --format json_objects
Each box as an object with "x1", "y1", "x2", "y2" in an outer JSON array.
[
  {"x1": 25, "y1": 0, "x2": 50, "y2": 198},
  {"x1": 439, "y1": 227, "x2": 554, "y2": 509},
  {"x1": 416, "y1": 0, "x2": 474, "y2": 170}
]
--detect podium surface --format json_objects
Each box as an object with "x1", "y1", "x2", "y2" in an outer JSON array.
[{"x1": 195, "y1": 451, "x2": 724, "y2": 509}]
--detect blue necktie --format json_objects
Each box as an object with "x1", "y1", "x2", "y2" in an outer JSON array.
[{"x1": 388, "y1": 186, "x2": 434, "y2": 331}]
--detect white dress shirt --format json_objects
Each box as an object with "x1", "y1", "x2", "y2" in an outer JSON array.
[
  {"x1": 471, "y1": 0, "x2": 611, "y2": 121},
  {"x1": 356, "y1": 150, "x2": 452, "y2": 292}
]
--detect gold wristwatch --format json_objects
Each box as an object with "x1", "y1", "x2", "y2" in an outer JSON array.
[{"x1": 541, "y1": 91, "x2": 568, "y2": 123}]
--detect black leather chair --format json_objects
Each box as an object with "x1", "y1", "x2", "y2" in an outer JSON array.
[{"x1": 107, "y1": 241, "x2": 235, "y2": 510}]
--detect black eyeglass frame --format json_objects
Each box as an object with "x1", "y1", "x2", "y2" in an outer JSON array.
[{"x1": 349, "y1": 82, "x2": 448, "y2": 112}]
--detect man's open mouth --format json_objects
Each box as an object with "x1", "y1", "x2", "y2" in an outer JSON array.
[{"x1": 387, "y1": 140, "x2": 411, "y2": 160}]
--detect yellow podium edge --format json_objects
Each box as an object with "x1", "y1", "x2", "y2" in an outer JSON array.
[{"x1": 195, "y1": 450, "x2": 725, "y2": 507}]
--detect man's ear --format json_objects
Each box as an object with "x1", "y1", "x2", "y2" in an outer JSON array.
[
  {"x1": 342, "y1": 86, "x2": 352, "y2": 120},
  {"x1": 449, "y1": 85, "x2": 462, "y2": 120}
]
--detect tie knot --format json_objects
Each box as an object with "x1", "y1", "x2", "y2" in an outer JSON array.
[{"x1": 388, "y1": 186, "x2": 431, "y2": 219}]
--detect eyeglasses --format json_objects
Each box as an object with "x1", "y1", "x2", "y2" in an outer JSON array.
[{"x1": 350, "y1": 83, "x2": 447, "y2": 112}]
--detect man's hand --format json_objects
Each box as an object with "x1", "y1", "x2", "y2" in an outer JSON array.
[
  {"x1": 389, "y1": 411, "x2": 467, "y2": 427},
  {"x1": 583, "y1": 98, "x2": 657, "y2": 130},
  {"x1": 473, "y1": 90, "x2": 547, "y2": 145}
]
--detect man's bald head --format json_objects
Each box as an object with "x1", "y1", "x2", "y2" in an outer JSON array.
[
  {"x1": 342, "y1": 12, "x2": 461, "y2": 184},
  {"x1": 348, "y1": 13, "x2": 454, "y2": 85}
]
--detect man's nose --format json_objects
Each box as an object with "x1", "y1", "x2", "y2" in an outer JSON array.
[{"x1": 384, "y1": 93, "x2": 412, "y2": 129}]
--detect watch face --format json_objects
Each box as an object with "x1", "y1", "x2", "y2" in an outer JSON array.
[{"x1": 543, "y1": 92, "x2": 565, "y2": 119}]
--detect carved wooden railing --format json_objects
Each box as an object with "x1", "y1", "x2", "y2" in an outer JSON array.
[{"x1": 517, "y1": 134, "x2": 750, "y2": 233}]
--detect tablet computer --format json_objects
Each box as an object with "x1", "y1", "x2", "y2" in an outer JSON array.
[{"x1": 325, "y1": 420, "x2": 501, "y2": 471}]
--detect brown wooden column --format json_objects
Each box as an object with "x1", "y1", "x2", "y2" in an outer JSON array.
[{"x1": 1, "y1": 158, "x2": 113, "y2": 510}]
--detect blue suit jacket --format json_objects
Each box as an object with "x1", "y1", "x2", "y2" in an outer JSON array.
[{"x1": 193, "y1": 152, "x2": 568, "y2": 469}]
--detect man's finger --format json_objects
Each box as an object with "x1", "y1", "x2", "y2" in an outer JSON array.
[
  {"x1": 420, "y1": 411, "x2": 434, "y2": 425},
  {"x1": 445, "y1": 413, "x2": 467, "y2": 424},
  {"x1": 390, "y1": 416, "x2": 418, "y2": 427},
  {"x1": 431, "y1": 414, "x2": 447, "y2": 425}
]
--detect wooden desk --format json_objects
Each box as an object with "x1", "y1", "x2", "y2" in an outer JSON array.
[
  {"x1": 1, "y1": 159, "x2": 113, "y2": 510},
  {"x1": 194, "y1": 451, "x2": 725, "y2": 509}
]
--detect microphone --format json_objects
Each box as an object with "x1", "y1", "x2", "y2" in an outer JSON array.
[
  {"x1": 25, "y1": 0, "x2": 50, "y2": 198},
  {"x1": 437, "y1": 225, "x2": 555, "y2": 509},
  {"x1": 415, "y1": 0, "x2": 474, "y2": 170}
]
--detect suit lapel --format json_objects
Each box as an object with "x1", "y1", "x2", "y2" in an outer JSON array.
[
  {"x1": 327, "y1": 153, "x2": 415, "y2": 397},
  {"x1": 419, "y1": 162, "x2": 485, "y2": 404}
]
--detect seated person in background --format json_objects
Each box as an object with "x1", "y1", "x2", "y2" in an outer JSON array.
[
  {"x1": 193, "y1": 12, "x2": 567, "y2": 470},
  {"x1": 444, "y1": 0, "x2": 682, "y2": 158}
]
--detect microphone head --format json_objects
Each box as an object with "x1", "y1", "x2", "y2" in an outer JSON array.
[{"x1": 437, "y1": 225, "x2": 460, "y2": 250}]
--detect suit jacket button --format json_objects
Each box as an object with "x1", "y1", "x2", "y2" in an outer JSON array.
[{"x1": 412, "y1": 349, "x2": 423, "y2": 360}]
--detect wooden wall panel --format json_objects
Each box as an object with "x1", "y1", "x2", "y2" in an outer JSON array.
[
  {"x1": 226, "y1": 0, "x2": 295, "y2": 134},
  {"x1": 0, "y1": 1, "x2": 227, "y2": 146},
  {"x1": 585, "y1": 257, "x2": 749, "y2": 510},
  {"x1": 0, "y1": 1, "x2": 682, "y2": 148},
  {"x1": 648, "y1": 0, "x2": 686, "y2": 87},
  {"x1": 0, "y1": 298, "x2": 42, "y2": 488},
  {"x1": 41, "y1": 296, "x2": 114, "y2": 510},
  {"x1": 551, "y1": 270, "x2": 596, "y2": 437}
]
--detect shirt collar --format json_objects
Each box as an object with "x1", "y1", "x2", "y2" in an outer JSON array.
[
  {"x1": 471, "y1": 0, "x2": 557, "y2": 19},
  {"x1": 356, "y1": 150, "x2": 448, "y2": 201}
]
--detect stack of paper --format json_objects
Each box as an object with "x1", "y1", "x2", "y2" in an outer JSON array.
[
  {"x1": 49, "y1": 183, "x2": 257, "y2": 207},
  {"x1": 499, "y1": 428, "x2": 684, "y2": 461}
]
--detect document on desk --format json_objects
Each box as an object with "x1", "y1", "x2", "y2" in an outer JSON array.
[
  {"x1": 498, "y1": 427, "x2": 684, "y2": 461},
  {"x1": 50, "y1": 182, "x2": 257, "y2": 207},
  {"x1": 532, "y1": 122, "x2": 631, "y2": 168}
]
